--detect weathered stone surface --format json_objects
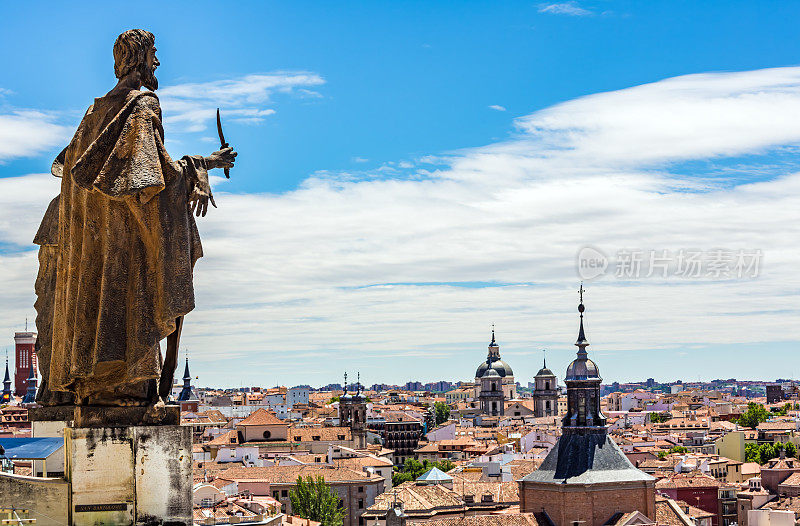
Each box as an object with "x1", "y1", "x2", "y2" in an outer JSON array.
[
  {"x1": 0, "y1": 472, "x2": 69, "y2": 526},
  {"x1": 28, "y1": 404, "x2": 75, "y2": 422},
  {"x1": 72, "y1": 404, "x2": 179, "y2": 428},
  {"x1": 66, "y1": 424, "x2": 192, "y2": 525}
]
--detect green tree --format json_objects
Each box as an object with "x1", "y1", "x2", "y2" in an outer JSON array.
[
  {"x1": 391, "y1": 458, "x2": 455, "y2": 486},
  {"x1": 289, "y1": 476, "x2": 345, "y2": 526},
  {"x1": 649, "y1": 412, "x2": 669, "y2": 423},
  {"x1": 434, "y1": 401, "x2": 451, "y2": 425},
  {"x1": 668, "y1": 446, "x2": 688, "y2": 454},
  {"x1": 787, "y1": 442, "x2": 797, "y2": 458},
  {"x1": 738, "y1": 402, "x2": 770, "y2": 429}
]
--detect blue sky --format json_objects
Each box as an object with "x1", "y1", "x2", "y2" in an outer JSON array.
[{"x1": 1, "y1": 1, "x2": 799, "y2": 388}]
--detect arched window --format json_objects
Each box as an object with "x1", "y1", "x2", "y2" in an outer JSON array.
[
  {"x1": 492, "y1": 382, "x2": 497, "y2": 391},
  {"x1": 545, "y1": 381, "x2": 550, "y2": 390}
]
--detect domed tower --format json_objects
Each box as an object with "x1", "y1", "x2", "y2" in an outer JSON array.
[
  {"x1": 479, "y1": 369, "x2": 504, "y2": 416},
  {"x1": 562, "y1": 295, "x2": 606, "y2": 428},
  {"x1": 532, "y1": 353, "x2": 558, "y2": 417},
  {"x1": 519, "y1": 285, "x2": 655, "y2": 525},
  {"x1": 474, "y1": 327, "x2": 516, "y2": 399}
]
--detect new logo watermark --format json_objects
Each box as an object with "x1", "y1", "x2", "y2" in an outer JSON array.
[{"x1": 577, "y1": 247, "x2": 762, "y2": 280}]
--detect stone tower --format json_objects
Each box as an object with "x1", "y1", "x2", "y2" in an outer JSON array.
[
  {"x1": 339, "y1": 373, "x2": 368, "y2": 449},
  {"x1": 479, "y1": 369, "x2": 505, "y2": 416},
  {"x1": 532, "y1": 354, "x2": 558, "y2": 417},
  {"x1": 519, "y1": 285, "x2": 655, "y2": 526}
]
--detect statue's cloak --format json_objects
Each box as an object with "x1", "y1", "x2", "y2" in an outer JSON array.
[{"x1": 50, "y1": 88, "x2": 203, "y2": 401}]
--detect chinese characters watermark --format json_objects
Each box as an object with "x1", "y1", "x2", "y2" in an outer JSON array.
[{"x1": 577, "y1": 247, "x2": 762, "y2": 280}]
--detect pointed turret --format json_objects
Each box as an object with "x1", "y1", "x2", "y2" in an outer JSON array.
[
  {"x1": 2, "y1": 355, "x2": 11, "y2": 403},
  {"x1": 563, "y1": 283, "x2": 605, "y2": 428},
  {"x1": 178, "y1": 356, "x2": 193, "y2": 401},
  {"x1": 21, "y1": 359, "x2": 37, "y2": 404}
]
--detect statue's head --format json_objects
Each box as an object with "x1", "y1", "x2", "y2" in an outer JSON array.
[{"x1": 113, "y1": 29, "x2": 159, "y2": 91}]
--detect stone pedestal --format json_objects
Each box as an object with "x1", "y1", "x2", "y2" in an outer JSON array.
[{"x1": 65, "y1": 425, "x2": 192, "y2": 526}]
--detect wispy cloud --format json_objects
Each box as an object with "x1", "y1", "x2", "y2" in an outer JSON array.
[
  {"x1": 488, "y1": 105, "x2": 507, "y2": 112},
  {"x1": 0, "y1": 110, "x2": 70, "y2": 162},
  {"x1": 158, "y1": 72, "x2": 325, "y2": 132},
  {"x1": 538, "y1": 2, "x2": 594, "y2": 16},
  {"x1": 2, "y1": 67, "x2": 800, "y2": 386}
]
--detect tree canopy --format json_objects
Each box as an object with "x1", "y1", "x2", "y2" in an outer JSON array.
[
  {"x1": 392, "y1": 458, "x2": 454, "y2": 486},
  {"x1": 745, "y1": 442, "x2": 797, "y2": 464},
  {"x1": 434, "y1": 401, "x2": 450, "y2": 425},
  {"x1": 738, "y1": 402, "x2": 771, "y2": 428},
  {"x1": 289, "y1": 475, "x2": 345, "y2": 526}
]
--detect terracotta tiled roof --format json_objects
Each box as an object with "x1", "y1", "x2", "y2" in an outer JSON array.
[
  {"x1": 332, "y1": 456, "x2": 393, "y2": 469},
  {"x1": 218, "y1": 465, "x2": 382, "y2": 484},
  {"x1": 421, "y1": 513, "x2": 546, "y2": 526},
  {"x1": 238, "y1": 408, "x2": 286, "y2": 427},
  {"x1": 779, "y1": 472, "x2": 800, "y2": 487},
  {"x1": 655, "y1": 472, "x2": 722, "y2": 489},
  {"x1": 654, "y1": 496, "x2": 695, "y2": 526},
  {"x1": 288, "y1": 427, "x2": 352, "y2": 442},
  {"x1": 207, "y1": 429, "x2": 239, "y2": 446},
  {"x1": 762, "y1": 457, "x2": 800, "y2": 470}
]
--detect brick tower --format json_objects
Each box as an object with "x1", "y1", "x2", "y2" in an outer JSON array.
[
  {"x1": 14, "y1": 330, "x2": 37, "y2": 397},
  {"x1": 519, "y1": 285, "x2": 655, "y2": 526}
]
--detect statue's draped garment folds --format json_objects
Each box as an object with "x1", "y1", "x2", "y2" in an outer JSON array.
[{"x1": 47, "y1": 88, "x2": 206, "y2": 403}]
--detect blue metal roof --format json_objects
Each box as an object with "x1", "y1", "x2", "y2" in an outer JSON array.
[
  {"x1": 416, "y1": 467, "x2": 453, "y2": 482},
  {"x1": 0, "y1": 437, "x2": 63, "y2": 460}
]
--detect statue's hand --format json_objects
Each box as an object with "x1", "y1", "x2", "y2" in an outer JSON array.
[
  {"x1": 188, "y1": 168, "x2": 216, "y2": 217},
  {"x1": 205, "y1": 147, "x2": 237, "y2": 170}
]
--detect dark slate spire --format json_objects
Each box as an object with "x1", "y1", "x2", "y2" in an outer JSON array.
[
  {"x1": 22, "y1": 359, "x2": 37, "y2": 404},
  {"x1": 563, "y1": 283, "x2": 605, "y2": 429},
  {"x1": 2, "y1": 354, "x2": 11, "y2": 403},
  {"x1": 490, "y1": 324, "x2": 497, "y2": 347},
  {"x1": 178, "y1": 356, "x2": 193, "y2": 401}
]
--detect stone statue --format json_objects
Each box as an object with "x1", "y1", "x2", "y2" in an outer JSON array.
[{"x1": 36, "y1": 29, "x2": 236, "y2": 409}]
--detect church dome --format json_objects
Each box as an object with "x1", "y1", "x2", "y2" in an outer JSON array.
[
  {"x1": 476, "y1": 358, "x2": 514, "y2": 378},
  {"x1": 482, "y1": 368, "x2": 501, "y2": 378},
  {"x1": 565, "y1": 356, "x2": 600, "y2": 380},
  {"x1": 536, "y1": 366, "x2": 555, "y2": 378}
]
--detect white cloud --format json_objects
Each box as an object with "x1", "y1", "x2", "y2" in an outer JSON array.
[
  {"x1": 537, "y1": 2, "x2": 594, "y2": 16},
  {"x1": 158, "y1": 72, "x2": 325, "y2": 133},
  {"x1": 1, "y1": 67, "x2": 800, "y2": 386},
  {"x1": 0, "y1": 110, "x2": 70, "y2": 162},
  {"x1": 489, "y1": 105, "x2": 507, "y2": 112}
]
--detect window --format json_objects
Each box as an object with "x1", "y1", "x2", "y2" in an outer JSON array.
[
  {"x1": 359, "y1": 518, "x2": 364, "y2": 526},
  {"x1": 358, "y1": 486, "x2": 364, "y2": 493},
  {"x1": 338, "y1": 435, "x2": 345, "y2": 440},
  {"x1": 358, "y1": 499, "x2": 364, "y2": 509},
  {"x1": 273, "y1": 491, "x2": 279, "y2": 499},
  {"x1": 312, "y1": 436, "x2": 321, "y2": 441},
  {"x1": 263, "y1": 430, "x2": 272, "y2": 439},
  {"x1": 294, "y1": 436, "x2": 301, "y2": 442},
  {"x1": 282, "y1": 490, "x2": 288, "y2": 498}
]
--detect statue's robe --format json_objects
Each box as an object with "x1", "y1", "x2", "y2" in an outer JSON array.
[{"x1": 50, "y1": 88, "x2": 205, "y2": 404}]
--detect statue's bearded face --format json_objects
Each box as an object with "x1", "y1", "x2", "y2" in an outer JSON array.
[{"x1": 140, "y1": 45, "x2": 159, "y2": 91}]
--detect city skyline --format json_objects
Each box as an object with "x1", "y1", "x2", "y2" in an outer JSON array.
[{"x1": 0, "y1": 2, "x2": 798, "y2": 387}]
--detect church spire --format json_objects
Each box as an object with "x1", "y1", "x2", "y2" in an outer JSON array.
[
  {"x1": 343, "y1": 371, "x2": 348, "y2": 394},
  {"x1": 575, "y1": 282, "x2": 589, "y2": 357},
  {"x1": 21, "y1": 358, "x2": 37, "y2": 404},
  {"x1": 178, "y1": 355, "x2": 193, "y2": 401},
  {"x1": 2, "y1": 352, "x2": 11, "y2": 403}
]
